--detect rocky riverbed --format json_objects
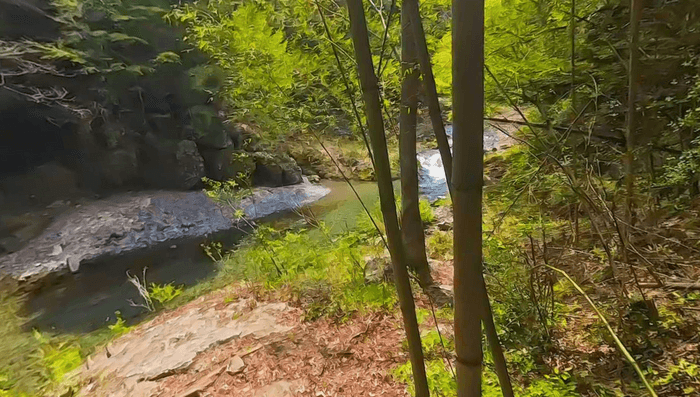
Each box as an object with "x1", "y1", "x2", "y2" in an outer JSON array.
[{"x1": 0, "y1": 179, "x2": 329, "y2": 285}]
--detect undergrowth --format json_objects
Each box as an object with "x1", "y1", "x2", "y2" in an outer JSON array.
[
  {"x1": 199, "y1": 220, "x2": 398, "y2": 321},
  {"x1": 392, "y1": 144, "x2": 693, "y2": 396},
  {"x1": 0, "y1": 291, "x2": 112, "y2": 396}
]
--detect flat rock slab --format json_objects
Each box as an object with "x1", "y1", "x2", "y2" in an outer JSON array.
[
  {"x1": 237, "y1": 180, "x2": 331, "y2": 220},
  {"x1": 0, "y1": 191, "x2": 230, "y2": 281},
  {"x1": 0, "y1": 179, "x2": 329, "y2": 282},
  {"x1": 79, "y1": 301, "x2": 293, "y2": 397}
]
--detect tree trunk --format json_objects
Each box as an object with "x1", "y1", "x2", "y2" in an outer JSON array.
[
  {"x1": 404, "y1": 0, "x2": 453, "y2": 194},
  {"x1": 570, "y1": 0, "x2": 576, "y2": 111},
  {"x1": 400, "y1": 1, "x2": 433, "y2": 287},
  {"x1": 346, "y1": 0, "x2": 429, "y2": 395},
  {"x1": 452, "y1": 0, "x2": 484, "y2": 394},
  {"x1": 480, "y1": 274, "x2": 514, "y2": 397},
  {"x1": 625, "y1": 0, "x2": 641, "y2": 232}
]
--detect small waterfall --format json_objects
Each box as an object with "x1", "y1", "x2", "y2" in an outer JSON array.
[
  {"x1": 417, "y1": 124, "x2": 501, "y2": 201},
  {"x1": 418, "y1": 150, "x2": 449, "y2": 201}
]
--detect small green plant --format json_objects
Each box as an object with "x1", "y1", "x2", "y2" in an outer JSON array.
[
  {"x1": 433, "y1": 197, "x2": 452, "y2": 208},
  {"x1": 108, "y1": 311, "x2": 132, "y2": 336},
  {"x1": 202, "y1": 241, "x2": 225, "y2": 262},
  {"x1": 427, "y1": 231, "x2": 454, "y2": 260},
  {"x1": 524, "y1": 373, "x2": 578, "y2": 396},
  {"x1": 202, "y1": 177, "x2": 239, "y2": 202},
  {"x1": 32, "y1": 331, "x2": 83, "y2": 385},
  {"x1": 415, "y1": 308, "x2": 431, "y2": 325},
  {"x1": 419, "y1": 199, "x2": 436, "y2": 224},
  {"x1": 420, "y1": 330, "x2": 454, "y2": 358},
  {"x1": 653, "y1": 359, "x2": 699, "y2": 392},
  {"x1": 148, "y1": 283, "x2": 184, "y2": 305},
  {"x1": 393, "y1": 359, "x2": 456, "y2": 396}
]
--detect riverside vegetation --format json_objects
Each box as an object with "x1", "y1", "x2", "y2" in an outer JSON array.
[{"x1": 1, "y1": 0, "x2": 700, "y2": 396}]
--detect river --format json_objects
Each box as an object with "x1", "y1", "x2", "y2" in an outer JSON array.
[{"x1": 25, "y1": 124, "x2": 505, "y2": 332}]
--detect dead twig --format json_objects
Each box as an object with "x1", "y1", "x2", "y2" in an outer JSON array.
[{"x1": 637, "y1": 282, "x2": 700, "y2": 291}]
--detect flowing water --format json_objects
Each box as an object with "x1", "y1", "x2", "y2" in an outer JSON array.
[
  {"x1": 417, "y1": 124, "x2": 503, "y2": 201},
  {"x1": 25, "y1": 125, "x2": 504, "y2": 332}
]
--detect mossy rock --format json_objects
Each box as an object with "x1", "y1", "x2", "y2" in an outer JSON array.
[
  {"x1": 252, "y1": 152, "x2": 303, "y2": 187},
  {"x1": 195, "y1": 128, "x2": 232, "y2": 150},
  {"x1": 141, "y1": 134, "x2": 205, "y2": 190},
  {"x1": 200, "y1": 147, "x2": 255, "y2": 186}
]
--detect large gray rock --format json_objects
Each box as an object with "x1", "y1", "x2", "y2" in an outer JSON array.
[
  {"x1": 99, "y1": 148, "x2": 139, "y2": 187},
  {"x1": 175, "y1": 140, "x2": 206, "y2": 188},
  {"x1": 235, "y1": 177, "x2": 330, "y2": 219},
  {"x1": 252, "y1": 152, "x2": 303, "y2": 187},
  {"x1": 0, "y1": 162, "x2": 80, "y2": 208},
  {"x1": 0, "y1": 191, "x2": 230, "y2": 281},
  {"x1": 0, "y1": 0, "x2": 61, "y2": 41},
  {"x1": 200, "y1": 147, "x2": 255, "y2": 183},
  {"x1": 0, "y1": 179, "x2": 330, "y2": 282},
  {"x1": 75, "y1": 301, "x2": 293, "y2": 397},
  {"x1": 142, "y1": 135, "x2": 206, "y2": 190}
]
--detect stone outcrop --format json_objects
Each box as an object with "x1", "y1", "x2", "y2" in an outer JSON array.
[
  {"x1": 0, "y1": 179, "x2": 329, "y2": 283},
  {"x1": 0, "y1": 0, "x2": 305, "y2": 212},
  {"x1": 252, "y1": 152, "x2": 304, "y2": 187},
  {"x1": 75, "y1": 300, "x2": 293, "y2": 397}
]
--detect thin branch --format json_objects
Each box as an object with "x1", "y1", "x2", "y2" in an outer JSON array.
[{"x1": 315, "y1": 0, "x2": 375, "y2": 169}]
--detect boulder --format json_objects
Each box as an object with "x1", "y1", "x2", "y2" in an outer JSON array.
[
  {"x1": 0, "y1": 182, "x2": 330, "y2": 285},
  {"x1": 0, "y1": 0, "x2": 61, "y2": 41},
  {"x1": 99, "y1": 148, "x2": 139, "y2": 188},
  {"x1": 0, "y1": 162, "x2": 79, "y2": 207},
  {"x1": 174, "y1": 140, "x2": 206, "y2": 189},
  {"x1": 226, "y1": 122, "x2": 254, "y2": 149},
  {"x1": 141, "y1": 134, "x2": 205, "y2": 190},
  {"x1": 200, "y1": 148, "x2": 255, "y2": 184},
  {"x1": 252, "y1": 152, "x2": 303, "y2": 187},
  {"x1": 196, "y1": 128, "x2": 232, "y2": 150}
]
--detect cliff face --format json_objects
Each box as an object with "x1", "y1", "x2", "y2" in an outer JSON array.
[{"x1": 0, "y1": 0, "x2": 302, "y2": 212}]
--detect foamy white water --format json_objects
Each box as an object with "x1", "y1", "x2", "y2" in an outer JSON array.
[{"x1": 417, "y1": 124, "x2": 501, "y2": 201}]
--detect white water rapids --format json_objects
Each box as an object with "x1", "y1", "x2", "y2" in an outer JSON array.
[{"x1": 417, "y1": 124, "x2": 502, "y2": 201}]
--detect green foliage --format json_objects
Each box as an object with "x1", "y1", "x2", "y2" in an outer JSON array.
[
  {"x1": 167, "y1": 0, "x2": 446, "y2": 143},
  {"x1": 202, "y1": 177, "x2": 244, "y2": 203},
  {"x1": 652, "y1": 359, "x2": 699, "y2": 394},
  {"x1": 0, "y1": 292, "x2": 95, "y2": 396},
  {"x1": 661, "y1": 136, "x2": 700, "y2": 192},
  {"x1": 31, "y1": 41, "x2": 88, "y2": 64},
  {"x1": 31, "y1": 331, "x2": 83, "y2": 385},
  {"x1": 419, "y1": 199, "x2": 436, "y2": 224},
  {"x1": 481, "y1": 146, "x2": 572, "y2": 349},
  {"x1": 149, "y1": 283, "x2": 183, "y2": 305},
  {"x1": 0, "y1": 293, "x2": 45, "y2": 395},
  {"x1": 427, "y1": 231, "x2": 453, "y2": 260},
  {"x1": 393, "y1": 359, "x2": 456, "y2": 396},
  {"x1": 394, "y1": 358, "x2": 579, "y2": 397},
  {"x1": 420, "y1": 330, "x2": 454, "y2": 357},
  {"x1": 202, "y1": 241, "x2": 225, "y2": 262},
  {"x1": 108, "y1": 311, "x2": 132, "y2": 336},
  {"x1": 210, "y1": 220, "x2": 396, "y2": 320}
]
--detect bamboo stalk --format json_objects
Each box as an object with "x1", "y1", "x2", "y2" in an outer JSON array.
[
  {"x1": 452, "y1": 0, "x2": 485, "y2": 394},
  {"x1": 400, "y1": 0, "x2": 433, "y2": 287},
  {"x1": 346, "y1": 0, "x2": 429, "y2": 394},
  {"x1": 404, "y1": 0, "x2": 453, "y2": 194}
]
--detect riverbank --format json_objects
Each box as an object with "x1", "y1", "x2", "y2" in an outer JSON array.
[{"x1": 3, "y1": 134, "x2": 699, "y2": 396}]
